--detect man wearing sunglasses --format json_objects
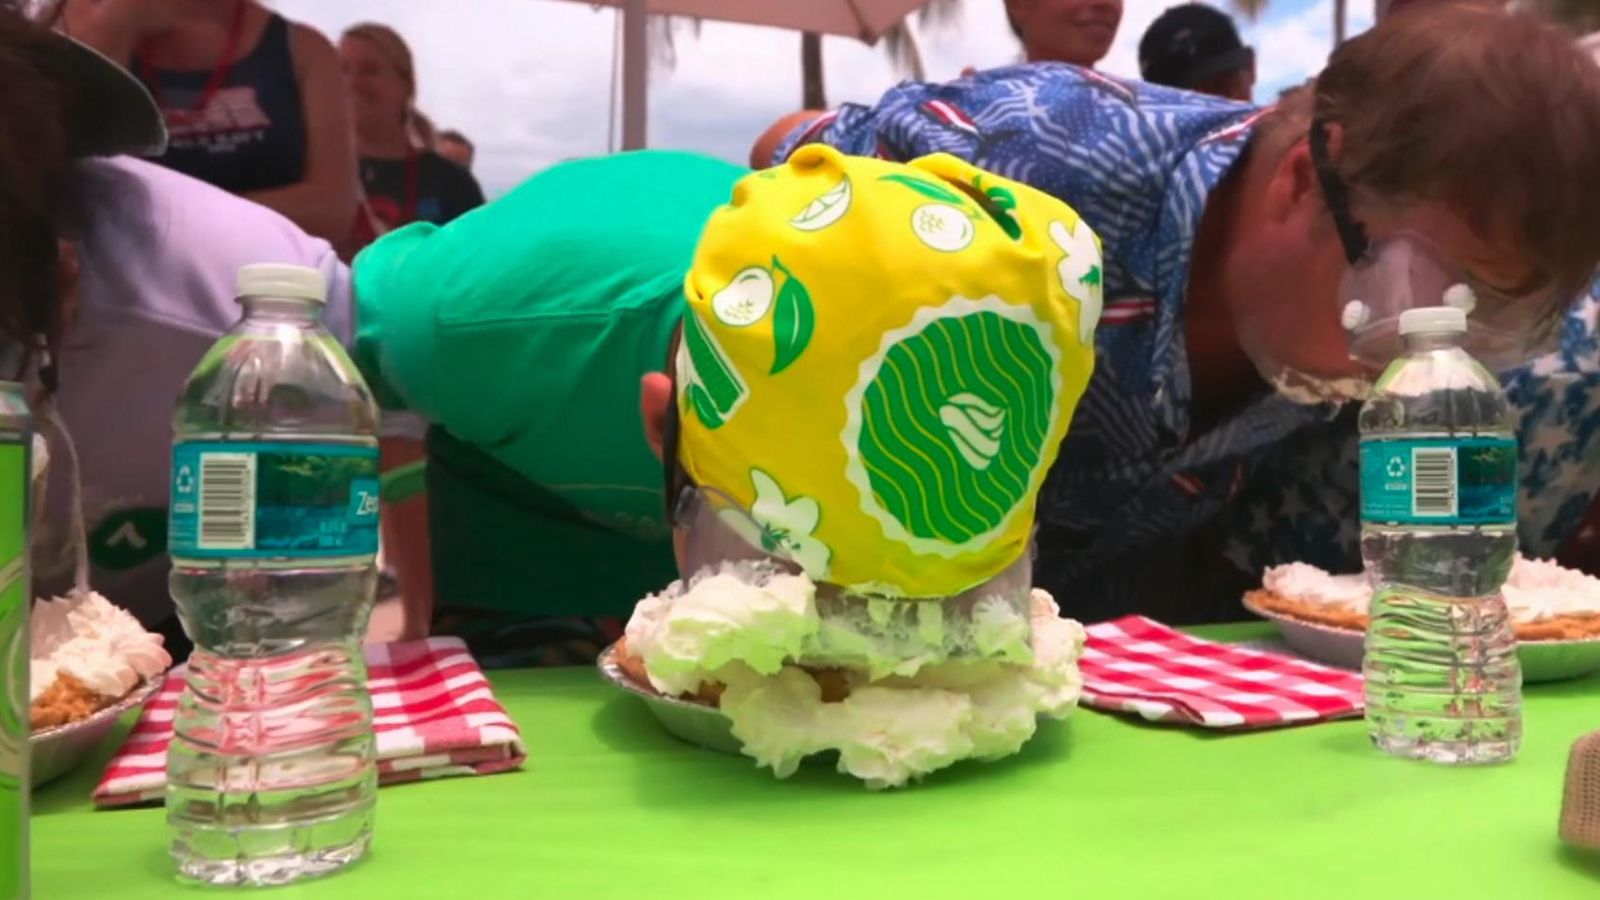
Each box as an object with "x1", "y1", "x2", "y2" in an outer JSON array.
[{"x1": 753, "y1": 3, "x2": 1600, "y2": 622}]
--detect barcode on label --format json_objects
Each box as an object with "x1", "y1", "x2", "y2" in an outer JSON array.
[
  {"x1": 1411, "y1": 447, "x2": 1458, "y2": 518},
  {"x1": 198, "y1": 452, "x2": 255, "y2": 551}
]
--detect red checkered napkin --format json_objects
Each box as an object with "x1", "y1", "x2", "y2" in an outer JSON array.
[
  {"x1": 93, "y1": 637, "x2": 526, "y2": 807},
  {"x1": 1079, "y1": 616, "x2": 1364, "y2": 729}
]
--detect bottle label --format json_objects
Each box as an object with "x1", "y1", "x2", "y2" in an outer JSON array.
[
  {"x1": 169, "y1": 441, "x2": 380, "y2": 559},
  {"x1": 1359, "y1": 436, "x2": 1517, "y2": 526}
]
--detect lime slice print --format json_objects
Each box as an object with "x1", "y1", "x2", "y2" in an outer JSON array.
[
  {"x1": 911, "y1": 204, "x2": 976, "y2": 252},
  {"x1": 769, "y1": 256, "x2": 815, "y2": 375},
  {"x1": 680, "y1": 309, "x2": 748, "y2": 429},
  {"x1": 712, "y1": 267, "x2": 775, "y2": 327},
  {"x1": 847, "y1": 300, "x2": 1060, "y2": 550},
  {"x1": 790, "y1": 177, "x2": 852, "y2": 232}
]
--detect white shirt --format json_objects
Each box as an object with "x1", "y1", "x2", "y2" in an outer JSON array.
[{"x1": 36, "y1": 157, "x2": 353, "y2": 627}]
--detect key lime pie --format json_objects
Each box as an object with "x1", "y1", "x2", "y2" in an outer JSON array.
[
  {"x1": 1247, "y1": 556, "x2": 1600, "y2": 642},
  {"x1": 617, "y1": 564, "x2": 1086, "y2": 788},
  {"x1": 29, "y1": 591, "x2": 170, "y2": 730},
  {"x1": 26, "y1": 417, "x2": 170, "y2": 731}
]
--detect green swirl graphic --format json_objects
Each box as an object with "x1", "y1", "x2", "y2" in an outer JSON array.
[{"x1": 857, "y1": 311, "x2": 1053, "y2": 544}]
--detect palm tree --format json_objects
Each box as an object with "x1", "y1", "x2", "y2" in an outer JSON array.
[{"x1": 801, "y1": 0, "x2": 966, "y2": 109}]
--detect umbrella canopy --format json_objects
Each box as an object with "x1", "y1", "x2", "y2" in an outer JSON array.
[{"x1": 547, "y1": 0, "x2": 935, "y2": 149}]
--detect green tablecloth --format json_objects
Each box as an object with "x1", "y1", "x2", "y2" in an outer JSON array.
[{"x1": 30, "y1": 625, "x2": 1600, "y2": 899}]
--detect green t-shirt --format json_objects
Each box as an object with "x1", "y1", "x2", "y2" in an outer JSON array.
[{"x1": 353, "y1": 150, "x2": 746, "y2": 618}]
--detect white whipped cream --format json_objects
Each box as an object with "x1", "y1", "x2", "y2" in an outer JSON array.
[
  {"x1": 1268, "y1": 369, "x2": 1373, "y2": 405},
  {"x1": 1262, "y1": 563, "x2": 1372, "y2": 611},
  {"x1": 1504, "y1": 557, "x2": 1600, "y2": 621},
  {"x1": 1261, "y1": 556, "x2": 1600, "y2": 623},
  {"x1": 626, "y1": 561, "x2": 1037, "y2": 690},
  {"x1": 30, "y1": 591, "x2": 171, "y2": 704},
  {"x1": 687, "y1": 589, "x2": 1086, "y2": 789},
  {"x1": 624, "y1": 565, "x2": 818, "y2": 697}
]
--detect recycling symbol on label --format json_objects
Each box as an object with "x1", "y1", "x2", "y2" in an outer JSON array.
[
  {"x1": 174, "y1": 464, "x2": 196, "y2": 495},
  {"x1": 1386, "y1": 456, "x2": 1406, "y2": 479}
]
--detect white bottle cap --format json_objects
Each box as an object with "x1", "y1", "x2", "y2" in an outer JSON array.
[
  {"x1": 236, "y1": 263, "x2": 326, "y2": 305},
  {"x1": 1398, "y1": 305, "x2": 1467, "y2": 336}
]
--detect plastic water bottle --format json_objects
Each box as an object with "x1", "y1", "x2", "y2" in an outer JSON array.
[
  {"x1": 1359, "y1": 304, "x2": 1522, "y2": 765},
  {"x1": 166, "y1": 265, "x2": 381, "y2": 885}
]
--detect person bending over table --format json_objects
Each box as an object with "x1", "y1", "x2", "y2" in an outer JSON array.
[
  {"x1": 751, "y1": 2, "x2": 1600, "y2": 622},
  {"x1": 351, "y1": 150, "x2": 746, "y2": 666},
  {"x1": 620, "y1": 145, "x2": 1101, "y2": 786},
  {"x1": 351, "y1": 139, "x2": 1106, "y2": 672},
  {"x1": 0, "y1": 8, "x2": 359, "y2": 660}
]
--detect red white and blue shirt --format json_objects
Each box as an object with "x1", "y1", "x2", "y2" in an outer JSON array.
[{"x1": 779, "y1": 63, "x2": 1600, "y2": 622}]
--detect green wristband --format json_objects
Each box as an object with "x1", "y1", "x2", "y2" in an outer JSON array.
[{"x1": 381, "y1": 459, "x2": 427, "y2": 503}]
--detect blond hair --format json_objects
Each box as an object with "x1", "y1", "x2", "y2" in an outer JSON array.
[{"x1": 342, "y1": 22, "x2": 436, "y2": 149}]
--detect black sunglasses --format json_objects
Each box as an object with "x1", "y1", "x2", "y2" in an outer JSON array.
[
  {"x1": 660, "y1": 330, "x2": 692, "y2": 527},
  {"x1": 1308, "y1": 116, "x2": 1370, "y2": 267}
]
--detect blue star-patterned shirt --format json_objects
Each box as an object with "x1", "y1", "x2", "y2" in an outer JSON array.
[
  {"x1": 780, "y1": 64, "x2": 1600, "y2": 622},
  {"x1": 1221, "y1": 290, "x2": 1600, "y2": 580}
]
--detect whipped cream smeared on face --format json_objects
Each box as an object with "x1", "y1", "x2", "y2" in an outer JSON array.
[
  {"x1": 625, "y1": 563, "x2": 1085, "y2": 789},
  {"x1": 30, "y1": 591, "x2": 171, "y2": 704},
  {"x1": 1262, "y1": 557, "x2": 1600, "y2": 623}
]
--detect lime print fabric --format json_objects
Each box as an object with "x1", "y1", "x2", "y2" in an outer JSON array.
[{"x1": 676, "y1": 145, "x2": 1104, "y2": 598}]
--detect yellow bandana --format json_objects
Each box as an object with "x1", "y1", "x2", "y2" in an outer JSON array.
[{"x1": 676, "y1": 145, "x2": 1102, "y2": 598}]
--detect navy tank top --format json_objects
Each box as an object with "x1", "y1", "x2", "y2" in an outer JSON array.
[{"x1": 137, "y1": 14, "x2": 307, "y2": 194}]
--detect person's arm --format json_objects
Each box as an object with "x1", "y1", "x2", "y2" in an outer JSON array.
[
  {"x1": 1558, "y1": 491, "x2": 1600, "y2": 576},
  {"x1": 750, "y1": 76, "x2": 1002, "y2": 170},
  {"x1": 60, "y1": 0, "x2": 180, "y2": 66},
  {"x1": 242, "y1": 23, "x2": 358, "y2": 242},
  {"x1": 380, "y1": 434, "x2": 434, "y2": 640}
]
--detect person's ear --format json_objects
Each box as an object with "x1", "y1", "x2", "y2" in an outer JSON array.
[
  {"x1": 1262, "y1": 127, "x2": 1327, "y2": 226},
  {"x1": 640, "y1": 372, "x2": 672, "y2": 460}
]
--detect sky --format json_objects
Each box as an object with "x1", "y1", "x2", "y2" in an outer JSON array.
[{"x1": 277, "y1": 0, "x2": 1376, "y2": 196}]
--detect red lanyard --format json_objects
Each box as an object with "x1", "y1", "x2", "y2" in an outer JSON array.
[{"x1": 136, "y1": 0, "x2": 248, "y2": 119}]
